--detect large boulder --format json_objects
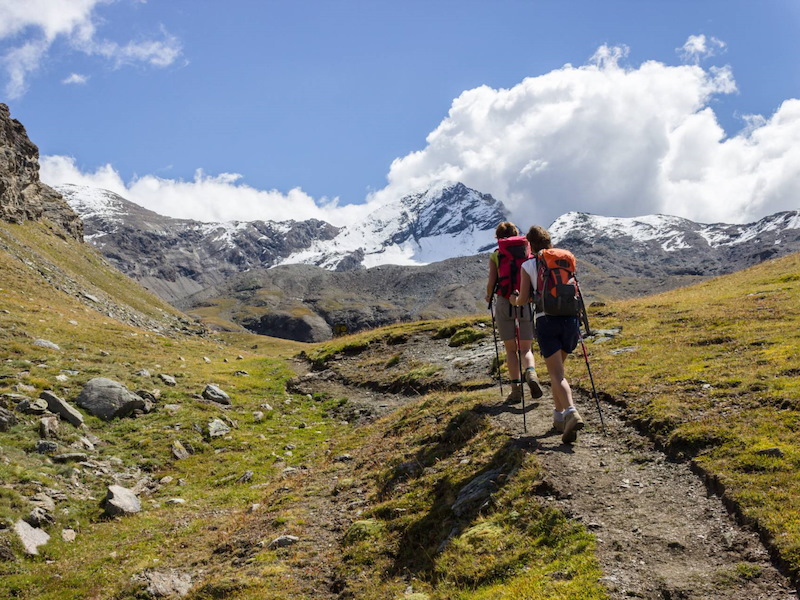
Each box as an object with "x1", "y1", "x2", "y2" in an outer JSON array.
[{"x1": 75, "y1": 378, "x2": 145, "y2": 421}]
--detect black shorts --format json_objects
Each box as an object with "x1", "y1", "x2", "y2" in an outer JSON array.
[{"x1": 535, "y1": 315, "x2": 580, "y2": 358}]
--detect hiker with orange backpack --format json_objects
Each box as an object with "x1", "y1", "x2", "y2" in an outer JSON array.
[
  {"x1": 485, "y1": 221, "x2": 543, "y2": 405},
  {"x1": 510, "y1": 225, "x2": 584, "y2": 444}
]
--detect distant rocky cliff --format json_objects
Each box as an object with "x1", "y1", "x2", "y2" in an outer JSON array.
[{"x1": 0, "y1": 104, "x2": 82, "y2": 241}]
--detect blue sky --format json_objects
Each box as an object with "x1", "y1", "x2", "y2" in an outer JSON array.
[{"x1": 2, "y1": 0, "x2": 799, "y2": 228}]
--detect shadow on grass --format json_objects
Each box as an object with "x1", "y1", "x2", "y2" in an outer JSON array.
[{"x1": 388, "y1": 438, "x2": 527, "y2": 580}]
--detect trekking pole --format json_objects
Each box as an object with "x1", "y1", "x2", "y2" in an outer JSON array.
[
  {"x1": 514, "y1": 314, "x2": 527, "y2": 433},
  {"x1": 577, "y1": 280, "x2": 592, "y2": 337},
  {"x1": 488, "y1": 296, "x2": 504, "y2": 398},
  {"x1": 577, "y1": 327, "x2": 606, "y2": 435}
]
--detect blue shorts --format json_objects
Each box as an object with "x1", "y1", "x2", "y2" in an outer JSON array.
[{"x1": 535, "y1": 315, "x2": 580, "y2": 358}]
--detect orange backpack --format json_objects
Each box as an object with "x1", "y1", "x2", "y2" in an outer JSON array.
[{"x1": 535, "y1": 248, "x2": 581, "y2": 316}]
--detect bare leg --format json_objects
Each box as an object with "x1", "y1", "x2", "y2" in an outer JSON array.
[
  {"x1": 518, "y1": 339, "x2": 536, "y2": 371},
  {"x1": 544, "y1": 350, "x2": 573, "y2": 412},
  {"x1": 503, "y1": 339, "x2": 520, "y2": 380}
]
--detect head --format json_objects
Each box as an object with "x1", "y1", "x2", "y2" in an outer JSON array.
[
  {"x1": 525, "y1": 225, "x2": 552, "y2": 253},
  {"x1": 494, "y1": 221, "x2": 519, "y2": 240}
]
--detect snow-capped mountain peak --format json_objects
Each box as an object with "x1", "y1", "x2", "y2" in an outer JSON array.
[{"x1": 277, "y1": 180, "x2": 507, "y2": 269}]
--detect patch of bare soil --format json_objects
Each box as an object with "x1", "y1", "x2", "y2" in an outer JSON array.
[{"x1": 290, "y1": 333, "x2": 798, "y2": 599}]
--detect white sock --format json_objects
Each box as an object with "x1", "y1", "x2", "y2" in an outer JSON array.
[
  {"x1": 553, "y1": 410, "x2": 565, "y2": 422},
  {"x1": 563, "y1": 406, "x2": 576, "y2": 416}
]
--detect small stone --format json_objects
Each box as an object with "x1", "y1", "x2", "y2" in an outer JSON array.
[
  {"x1": 62, "y1": 529, "x2": 77, "y2": 542},
  {"x1": 165, "y1": 498, "x2": 186, "y2": 505},
  {"x1": 33, "y1": 339, "x2": 60, "y2": 351},
  {"x1": 253, "y1": 411, "x2": 265, "y2": 422},
  {"x1": 35, "y1": 440, "x2": 59, "y2": 454},
  {"x1": 159, "y1": 374, "x2": 177, "y2": 386},
  {"x1": 172, "y1": 441, "x2": 191, "y2": 460},
  {"x1": 268, "y1": 534, "x2": 299, "y2": 549},
  {"x1": 202, "y1": 384, "x2": 230, "y2": 405},
  {"x1": 54, "y1": 452, "x2": 88, "y2": 463}
]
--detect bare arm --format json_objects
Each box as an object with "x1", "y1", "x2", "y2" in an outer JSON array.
[
  {"x1": 485, "y1": 257, "x2": 498, "y2": 303},
  {"x1": 511, "y1": 266, "x2": 532, "y2": 306}
]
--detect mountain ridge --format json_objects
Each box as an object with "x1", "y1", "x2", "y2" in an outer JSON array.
[{"x1": 60, "y1": 182, "x2": 800, "y2": 341}]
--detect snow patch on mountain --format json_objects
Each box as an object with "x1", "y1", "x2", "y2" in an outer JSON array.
[
  {"x1": 277, "y1": 181, "x2": 505, "y2": 268},
  {"x1": 551, "y1": 211, "x2": 800, "y2": 251}
]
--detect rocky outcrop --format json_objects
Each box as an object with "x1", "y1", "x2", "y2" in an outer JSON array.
[{"x1": 0, "y1": 104, "x2": 83, "y2": 241}]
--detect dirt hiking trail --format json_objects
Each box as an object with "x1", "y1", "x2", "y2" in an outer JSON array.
[{"x1": 288, "y1": 330, "x2": 798, "y2": 599}]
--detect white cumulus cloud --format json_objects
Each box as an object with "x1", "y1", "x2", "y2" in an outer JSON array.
[
  {"x1": 40, "y1": 40, "x2": 800, "y2": 231},
  {"x1": 368, "y1": 43, "x2": 799, "y2": 227},
  {"x1": 0, "y1": 0, "x2": 182, "y2": 98},
  {"x1": 39, "y1": 155, "x2": 375, "y2": 226},
  {"x1": 678, "y1": 34, "x2": 727, "y2": 64}
]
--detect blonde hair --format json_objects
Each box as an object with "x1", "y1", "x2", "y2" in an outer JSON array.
[{"x1": 495, "y1": 221, "x2": 519, "y2": 239}]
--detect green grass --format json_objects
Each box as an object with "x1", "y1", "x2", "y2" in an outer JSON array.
[
  {"x1": 7, "y1": 216, "x2": 800, "y2": 597},
  {"x1": 581, "y1": 251, "x2": 800, "y2": 580}
]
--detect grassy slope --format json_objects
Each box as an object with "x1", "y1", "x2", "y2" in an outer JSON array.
[
  {"x1": 0, "y1": 221, "x2": 607, "y2": 599},
  {"x1": 582, "y1": 251, "x2": 800, "y2": 580},
  {"x1": 4, "y1": 215, "x2": 798, "y2": 597}
]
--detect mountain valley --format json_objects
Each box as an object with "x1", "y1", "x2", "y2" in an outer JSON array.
[{"x1": 2, "y1": 102, "x2": 800, "y2": 599}]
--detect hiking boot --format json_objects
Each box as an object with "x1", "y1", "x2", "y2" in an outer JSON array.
[
  {"x1": 504, "y1": 382, "x2": 523, "y2": 404},
  {"x1": 552, "y1": 419, "x2": 565, "y2": 433},
  {"x1": 561, "y1": 409, "x2": 584, "y2": 444},
  {"x1": 525, "y1": 368, "x2": 543, "y2": 399}
]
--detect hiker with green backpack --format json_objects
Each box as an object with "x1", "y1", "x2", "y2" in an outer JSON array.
[
  {"x1": 510, "y1": 225, "x2": 584, "y2": 444},
  {"x1": 485, "y1": 221, "x2": 544, "y2": 405}
]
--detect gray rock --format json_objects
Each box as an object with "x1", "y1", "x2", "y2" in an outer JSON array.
[
  {"x1": 207, "y1": 418, "x2": 231, "y2": 438},
  {"x1": 31, "y1": 492, "x2": 56, "y2": 512},
  {"x1": 451, "y1": 467, "x2": 503, "y2": 517},
  {"x1": 268, "y1": 534, "x2": 300, "y2": 549},
  {"x1": 102, "y1": 485, "x2": 141, "y2": 517},
  {"x1": 35, "y1": 440, "x2": 59, "y2": 454},
  {"x1": 54, "y1": 452, "x2": 88, "y2": 463},
  {"x1": 171, "y1": 440, "x2": 190, "y2": 460},
  {"x1": 202, "y1": 384, "x2": 231, "y2": 405},
  {"x1": 0, "y1": 406, "x2": 17, "y2": 431},
  {"x1": 61, "y1": 529, "x2": 77, "y2": 542},
  {"x1": 39, "y1": 415, "x2": 59, "y2": 438},
  {"x1": 132, "y1": 569, "x2": 193, "y2": 598},
  {"x1": 17, "y1": 397, "x2": 49, "y2": 414},
  {"x1": 40, "y1": 391, "x2": 84, "y2": 427},
  {"x1": 159, "y1": 374, "x2": 177, "y2": 386},
  {"x1": 135, "y1": 369, "x2": 151, "y2": 377},
  {"x1": 14, "y1": 519, "x2": 50, "y2": 555},
  {"x1": 75, "y1": 377, "x2": 145, "y2": 421},
  {"x1": 33, "y1": 339, "x2": 60, "y2": 351},
  {"x1": 26, "y1": 506, "x2": 54, "y2": 527}
]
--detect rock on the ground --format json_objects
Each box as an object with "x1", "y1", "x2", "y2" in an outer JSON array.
[
  {"x1": 76, "y1": 377, "x2": 146, "y2": 421},
  {"x1": 0, "y1": 406, "x2": 17, "y2": 431},
  {"x1": 451, "y1": 467, "x2": 503, "y2": 517},
  {"x1": 102, "y1": 485, "x2": 141, "y2": 517},
  {"x1": 132, "y1": 569, "x2": 193, "y2": 598},
  {"x1": 207, "y1": 418, "x2": 231, "y2": 438},
  {"x1": 159, "y1": 374, "x2": 177, "y2": 386},
  {"x1": 268, "y1": 534, "x2": 300, "y2": 549},
  {"x1": 39, "y1": 415, "x2": 59, "y2": 438},
  {"x1": 202, "y1": 384, "x2": 231, "y2": 405},
  {"x1": 14, "y1": 519, "x2": 50, "y2": 555},
  {"x1": 33, "y1": 339, "x2": 60, "y2": 351},
  {"x1": 40, "y1": 390, "x2": 84, "y2": 426}
]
